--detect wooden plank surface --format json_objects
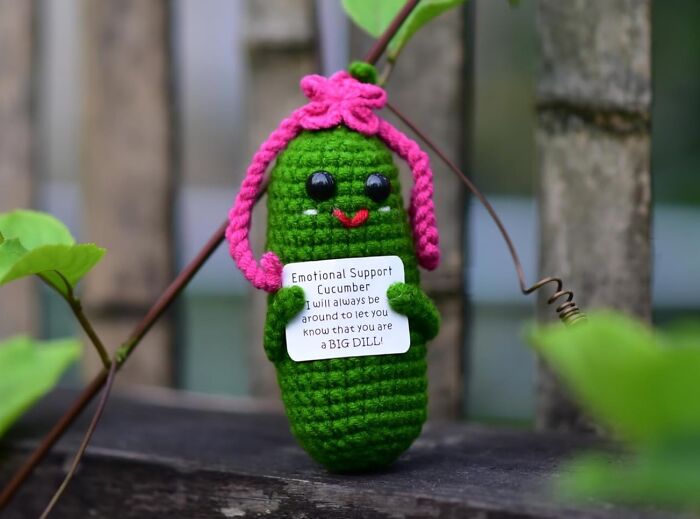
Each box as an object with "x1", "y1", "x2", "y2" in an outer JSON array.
[{"x1": 0, "y1": 390, "x2": 688, "y2": 519}]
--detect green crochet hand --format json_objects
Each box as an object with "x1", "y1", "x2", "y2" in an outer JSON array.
[
  {"x1": 387, "y1": 282, "x2": 440, "y2": 342},
  {"x1": 263, "y1": 285, "x2": 305, "y2": 362}
]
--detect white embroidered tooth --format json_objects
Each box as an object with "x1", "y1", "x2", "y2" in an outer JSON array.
[
  {"x1": 303, "y1": 209, "x2": 318, "y2": 216},
  {"x1": 378, "y1": 206, "x2": 391, "y2": 212}
]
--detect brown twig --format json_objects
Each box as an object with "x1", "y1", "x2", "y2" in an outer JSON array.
[
  {"x1": 363, "y1": 0, "x2": 420, "y2": 65},
  {"x1": 386, "y1": 102, "x2": 528, "y2": 291},
  {"x1": 118, "y1": 219, "x2": 230, "y2": 362},
  {"x1": 38, "y1": 360, "x2": 118, "y2": 519},
  {"x1": 0, "y1": 1, "x2": 424, "y2": 512},
  {"x1": 385, "y1": 102, "x2": 585, "y2": 325},
  {"x1": 0, "y1": 370, "x2": 109, "y2": 510},
  {"x1": 0, "y1": 221, "x2": 227, "y2": 511}
]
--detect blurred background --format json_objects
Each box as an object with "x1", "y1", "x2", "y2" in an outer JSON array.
[{"x1": 1, "y1": 0, "x2": 698, "y2": 426}]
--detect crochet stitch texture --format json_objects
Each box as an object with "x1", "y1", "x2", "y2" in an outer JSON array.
[
  {"x1": 226, "y1": 68, "x2": 439, "y2": 293},
  {"x1": 263, "y1": 127, "x2": 440, "y2": 472}
]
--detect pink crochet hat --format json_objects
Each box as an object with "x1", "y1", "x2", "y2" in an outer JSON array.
[{"x1": 226, "y1": 68, "x2": 440, "y2": 292}]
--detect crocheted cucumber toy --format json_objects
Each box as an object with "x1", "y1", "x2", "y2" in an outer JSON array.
[{"x1": 227, "y1": 63, "x2": 440, "y2": 472}]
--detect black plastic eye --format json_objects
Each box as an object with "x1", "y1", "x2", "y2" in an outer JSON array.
[
  {"x1": 364, "y1": 173, "x2": 391, "y2": 203},
  {"x1": 306, "y1": 171, "x2": 336, "y2": 201}
]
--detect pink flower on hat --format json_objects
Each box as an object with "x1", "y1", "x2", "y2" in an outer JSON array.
[
  {"x1": 295, "y1": 71, "x2": 387, "y2": 135},
  {"x1": 227, "y1": 68, "x2": 439, "y2": 293}
]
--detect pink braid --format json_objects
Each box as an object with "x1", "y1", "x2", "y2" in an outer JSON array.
[
  {"x1": 378, "y1": 120, "x2": 440, "y2": 270},
  {"x1": 228, "y1": 70, "x2": 440, "y2": 292},
  {"x1": 226, "y1": 116, "x2": 302, "y2": 292}
]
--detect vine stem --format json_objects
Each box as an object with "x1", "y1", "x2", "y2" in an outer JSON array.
[
  {"x1": 385, "y1": 101, "x2": 528, "y2": 293},
  {"x1": 0, "y1": 1, "x2": 423, "y2": 513},
  {"x1": 67, "y1": 299, "x2": 111, "y2": 368},
  {"x1": 363, "y1": 0, "x2": 420, "y2": 65},
  {"x1": 38, "y1": 361, "x2": 117, "y2": 519},
  {"x1": 378, "y1": 57, "x2": 396, "y2": 87},
  {"x1": 39, "y1": 273, "x2": 111, "y2": 368},
  {"x1": 385, "y1": 102, "x2": 585, "y2": 325},
  {"x1": 0, "y1": 220, "x2": 226, "y2": 511}
]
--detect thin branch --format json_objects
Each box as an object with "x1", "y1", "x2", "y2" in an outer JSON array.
[
  {"x1": 385, "y1": 101, "x2": 527, "y2": 294},
  {"x1": 38, "y1": 272, "x2": 111, "y2": 368},
  {"x1": 385, "y1": 102, "x2": 585, "y2": 324},
  {"x1": 66, "y1": 297, "x2": 111, "y2": 369},
  {"x1": 36, "y1": 217, "x2": 230, "y2": 512},
  {"x1": 363, "y1": 0, "x2": 421, "y2": 64},
  {"x1": 378, "y1": 57, "x2": 397, "y2": 87},
  {"x1": 0, "y1": 220, "x2": 228, "y2": 512},
  {"x1": 38, "y1": 360, "x2": 117, "y2": 519},
  {"x1": 37, "y1": 272, "x2": 70, "y2": 300},
  {"x1": 0, "y1": 369, "x2": 109, "y2": 510},
  {"x1": 118, "y1": 220, "x2": 229, "y2": 361}
]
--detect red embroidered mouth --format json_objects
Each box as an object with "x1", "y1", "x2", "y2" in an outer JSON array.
[{"x1": 333, "y1": 208, "x2": 369, "y2": 228}]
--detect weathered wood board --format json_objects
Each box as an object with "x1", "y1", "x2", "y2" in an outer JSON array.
[{"x1": 0, "y1": 390, "x2": 689, "y2": 519}]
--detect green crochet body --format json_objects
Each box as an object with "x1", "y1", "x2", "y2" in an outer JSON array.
[{"x1": 263, "y1": 126, "x2": 440, "y2": 472}]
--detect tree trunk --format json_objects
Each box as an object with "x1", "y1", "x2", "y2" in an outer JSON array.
[
  {"x1": 82, "y1": 0, "x2": 176, "y2": 386},
  {"x1": 352, "y1": 9, "x2": 468, "y2": 421},
  {"x1": 0, "y1": 0, "x2": 37, "y2": 337},
  {"x1": 535, "y1": 0, "x2": 652, "y2": 431},
  {"x1": 245, "y1": 0, "x2": 317, "y2": 399}
]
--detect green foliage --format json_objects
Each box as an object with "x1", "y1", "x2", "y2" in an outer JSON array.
[
  {"x1": 530, "y1": 312, "x2": 700, "y2": 508},
  {"x1": 559, "y1": 449, "x2": 700, "y2": 509},
  {"x1": 388, "y1": 0, "x2": 466, "y2": 58},
  {"x1": 0, "y1": 210, "x2": 73, "y2": 248},
  {"x1": 342, "y1": 0, "x2": 466, "y2": 60},
  {"x1": 342, "y1": 0, "x2": 405, "y2": 40},
  {"x1": 0, "y1": 335, "x2": 81, "y2": 438},
  {"x1": 531, "y1": 312, "x2": 700, "y2": 445},
  {"x1": 0, "y1": 210, "x2": 105, "y2": 297}
]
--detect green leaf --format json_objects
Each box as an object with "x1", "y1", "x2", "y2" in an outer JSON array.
[
  {"x1": 388, "y1": 0, "x2": 466, "y2": 58},
  {"x1": 0, "y1": 244, "x2": 106, "y2": 295},
  {"x1": 558, "y1": 448, "x2": 700, "y2": 508},
  {"x1": 0, "y1": 210, "x2": 74, "y2": 249},
  {"x1": 660, "y1": 320, "x2": 700, "y2": 349},
  {"x1": 0, "y1": 335, "x2": 81, "y2": 438},
  {"x1": 530, "y1": 312, "x2": 700, "y2": 445},
  {"x1": 0, "y1": 210, "x2": 105, "y2": 296},
  {"x1": 342, "y1": 0, "x2": 466, "y2": 60},
  {"x1": 342, "y1": 0, "x2": 406, "y2": 38},
  {"x1": 0, "y1": 238, "x2": 29, "y2": 279}
]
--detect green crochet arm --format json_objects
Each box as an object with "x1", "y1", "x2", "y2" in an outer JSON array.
[
  {"x1": 263, "y1": 285, "x2": 306, "y2": 362},
  {"x1": 387, "y1": 282, "x2": 440, "y2": 342}
]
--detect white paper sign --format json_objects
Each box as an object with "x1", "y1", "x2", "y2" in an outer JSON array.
[{"x1": 282, "y1": 255, "x2": 410, "y2": 362}]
